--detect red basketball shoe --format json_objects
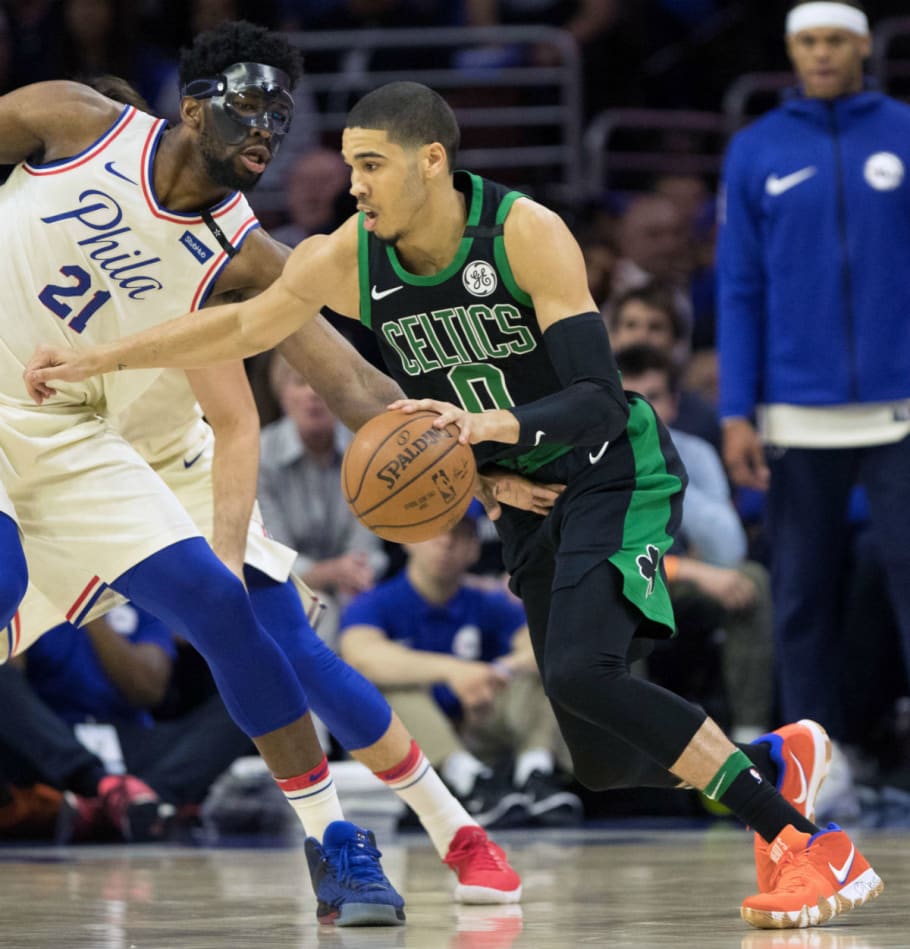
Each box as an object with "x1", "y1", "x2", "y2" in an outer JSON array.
[{"x1": 444, "y1": 826, "x2": 522, "y2": 904}]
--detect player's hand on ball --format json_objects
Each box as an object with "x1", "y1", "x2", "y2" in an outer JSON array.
[
  {"x1": 388, "y1": 398, "x2": 519, "y2": 445},
  {"x1": 24, "y1": 345, "x2": 97, "y2": 403},
  {"x1": 477, "y1": 469, "x2": 564, "y2": 520}
]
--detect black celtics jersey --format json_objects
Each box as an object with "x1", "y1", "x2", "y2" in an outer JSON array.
[{"x1": 358, "y1": 171, "x2": 570, "y2": 474}]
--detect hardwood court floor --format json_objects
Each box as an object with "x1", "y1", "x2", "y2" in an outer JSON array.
[{"x1": 0, "y1": 825, "x2": 905, "y2": 949}]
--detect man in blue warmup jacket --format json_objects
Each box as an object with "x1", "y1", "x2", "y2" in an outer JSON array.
[{"x1": 717, "y1": 0, "x2": 910, "y2": 756}]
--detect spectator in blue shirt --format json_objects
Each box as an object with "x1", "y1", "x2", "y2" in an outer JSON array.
[{"x1": 339, "y1": 506, "x2": 582, "y2": 829}]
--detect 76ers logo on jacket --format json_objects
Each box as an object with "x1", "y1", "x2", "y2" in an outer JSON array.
[
  {"x1": 864, "y1": 152, "x2": 904, "y2": 192},
  {"x1": 463, "y1": 260, "x2": 497, "y2": 297}
]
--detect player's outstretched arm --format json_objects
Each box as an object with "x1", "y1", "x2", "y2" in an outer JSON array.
[
  {"x1": 23, "y1": 230, "x2": 350, "y2": 403},
  {"x1": 278, "y1": 316, "x2": 404, "y2": 432}
]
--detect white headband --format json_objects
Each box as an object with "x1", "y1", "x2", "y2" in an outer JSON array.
[{"x1": 786, "y1": 3, "x2": 869, "y2": 36}]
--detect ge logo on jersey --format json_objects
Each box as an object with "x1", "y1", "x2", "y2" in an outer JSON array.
[
  {"x1": 463, "y1": 260, "x2": 497, "y2": 297},
  {"x1": 864, "y1": 152, "x2": 904, "y2": 192}
]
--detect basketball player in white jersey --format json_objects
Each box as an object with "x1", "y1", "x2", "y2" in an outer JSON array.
[
  {"x1": 0, "y1": 41, "x2": 526, "y2": 920},
  {"x1": 0, "y1": 22, "x2": 422, "y2": 926}
]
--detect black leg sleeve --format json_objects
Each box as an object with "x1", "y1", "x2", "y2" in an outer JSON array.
[
  {"x1": 542, "y1": 561, "x2": 708, "y2": 788},
  {"x1": 511, "y1": 545, "x2": 696, "y2": 791}
]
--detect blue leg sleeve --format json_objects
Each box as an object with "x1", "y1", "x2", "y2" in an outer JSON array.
[
  {"x1": 112, "y1": 539, "x2": 309, "y2": 737},
  {"x1": 0, "y1": 513, "x2": 28, "y2": 630},
  {"x1": 245, "y1": 567, "x2": 392, "y2": 751}
]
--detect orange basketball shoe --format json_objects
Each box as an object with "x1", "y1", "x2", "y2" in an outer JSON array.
[
  {"x1": 443, "y1": 826, "x2": 522, "y2": 904},
  {"x1": 752, "y1": 720, "x2": 831, "y2": 891},
  {"x1": 741, "y1": 824, "x2": 883, "y2": 929}
]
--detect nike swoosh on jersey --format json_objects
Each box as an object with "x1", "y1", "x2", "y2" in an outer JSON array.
[
  {"x1": 829, "y1": 844, "x2": 855, "y2": 885},
  {"x1": 371, "y1": 284, "x2": 404, "y2": 301},
  {"x1": 104, "y1": 160, "x2": 138, "y2": 185},
  {"x1": 183, "y1": 450, "x2": 205, "y2": 469},
  {"x1": 765, "y1": 166, "x2": 817, "y2": 196},
  {"x1": 534, "y1": 430, "x2": 546, "y2": 447},
  {"x1": 789, "y1": 750, "x2": 808, "y2": 805},
  {"x1": 589, "y1": 441, "x2": 609, "y2": 464}
]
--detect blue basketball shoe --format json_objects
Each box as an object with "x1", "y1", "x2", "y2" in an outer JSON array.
[{"x1": 305, "y1": 820, "x2": 406, "y2": 926}]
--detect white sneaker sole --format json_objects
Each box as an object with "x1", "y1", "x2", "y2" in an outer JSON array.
[
  {"x1": 741, "y1": 868, "x2": 884, "y2": 929},
  {"x1": 455, "y1": 882, "x2": 522, "y2": 904}
]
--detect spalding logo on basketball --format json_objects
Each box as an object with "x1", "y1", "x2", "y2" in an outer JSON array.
[{"x1": 342, "y1": 410, "x2": 477, "y2": 543}]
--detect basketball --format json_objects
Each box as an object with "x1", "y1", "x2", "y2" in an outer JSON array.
[{"x1": 341, "y1": 410, "x2": 477, "y2": 543}]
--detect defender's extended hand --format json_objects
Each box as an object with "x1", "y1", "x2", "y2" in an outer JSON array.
[
  {"x1": 388, "y1": 398, "x2": 519, "y2": 445},
  {"x1": 24, "y1": 345, "x2": 101, "y2": 404},
  {"x1": 476, "y1": 469, "x2": 563, "y2": 520}
]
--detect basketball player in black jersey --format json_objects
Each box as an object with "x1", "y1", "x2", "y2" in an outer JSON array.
[{"x1": 26, "y1": 81, "x2": 883, "y2": 930}]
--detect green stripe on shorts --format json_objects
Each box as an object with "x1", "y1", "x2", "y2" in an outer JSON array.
[{"x1": 609, "y1": 397, "x2": 682, "y2": 634}]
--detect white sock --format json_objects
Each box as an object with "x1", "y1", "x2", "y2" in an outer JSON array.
[
  {"x1": 514, "y1": 748, "x2": 554, "y2": 788},
  {"x1": 441, "y1": 749, "x2": 490, "y2": 797},
  {"x1": 377, "y1": 741, "x2": 479, "y2": 858},
  {"x1": 274, "y1": 756, "x2": 344, "y2": 841}
]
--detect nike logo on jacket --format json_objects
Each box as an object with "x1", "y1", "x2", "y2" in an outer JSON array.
[{"x1": 765, "y1": 166, "x2": 817, "y2": 196}]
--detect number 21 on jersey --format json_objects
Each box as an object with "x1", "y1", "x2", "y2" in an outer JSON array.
[{"x1": 39, "y1": 265, "x2": 111, "y2": 333}]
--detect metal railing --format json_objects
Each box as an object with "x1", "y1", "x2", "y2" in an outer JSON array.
[
  {"x1": 721, "y1": 72, "x2": 794, "y2": 131},
  {"x1": 583, "y1": 108, "x2": 728, "y2": 196},
  {"x1": 253, "y1": 16, "x2": 910, "y2": 219},
  {"x1": 250, "y1": 25, "x2": 583, "y2": 214}
]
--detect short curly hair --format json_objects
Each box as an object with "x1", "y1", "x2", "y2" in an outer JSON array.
[{"x1": 178, "y1": 21, "x2": 304, "y2": 91}]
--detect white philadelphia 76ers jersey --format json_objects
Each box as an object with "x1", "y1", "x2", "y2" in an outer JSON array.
[{"x1": 0, "y1": 105, "x2": 259, "y2": 412}]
